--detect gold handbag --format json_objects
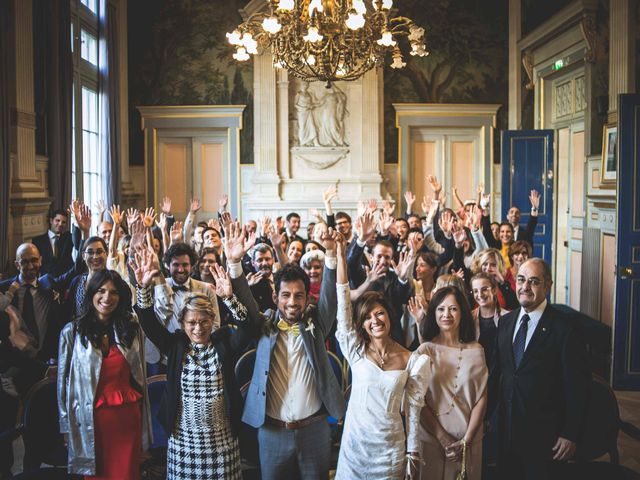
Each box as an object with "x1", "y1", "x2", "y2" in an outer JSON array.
[{"x1": 455, "y1": 439, "x2": 467, "y2": 480}]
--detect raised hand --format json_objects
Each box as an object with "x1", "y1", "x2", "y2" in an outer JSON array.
[
  {"x1": 131, "y1": 244, "x2": 161, "y2": 287},
  {"x1": 109, "y1": 205, "x2": 122, "y2": 225},
  {"x1": 427, "y1": 175, "x2": 442, "y2": 197},
  {"x1": 480, "y1": 193, "x2": 491, "y2": 210},
  {"x1": 207, "y1": 218, "x2": 221, "y2": 232},
  {"x1": 356, "y1": 201, "x2": 367, "y2": 217},
  {"x1": 210, "y1": 263, "x2": 233, "y2": 299},
  {"x1": 322, "y1": 184, "x2": 338, "y2": 206},
  {"x1": 465, "y1": 204, "x2": 481, "y2": 231},
  {"x1": 261, "y1": 217, "x2": 272, "y2": 236},
  {"x1": 367, "y1": 198, "x2": 378, "y2": 214},
  {"x1": 406, "y1": 233, "x2": 424, "y2": 254},
  {"x1": 143, "y1": 207, "x2": 156, "y2": 228},
  {"x1": 275, "y1": 216, "x2": 284, "y2": 233},
  {"x1": 160, "y1": 196, "x2": 172, "y2": 215},
  {"x1": 355, "y1": 211, "x2": 375, "y2": 242},
  {"x1": 320, "y1": 227, "x2": 338, "y2": 254},
  {"x1": 246, "y1": 271, "x2": 265, "y2": 286},
  {"x1": 94, "y1": 200, "x2": 106, "y2": 221},
  {"x1": 391, "y1": 249, "x2": 415, "y2": 282},
  {"x1": 220, "y1": 211, "x2": 233, "y2": 232},
  {"x1": 126, "y1": 208, "x2": 140, "y2": 229},
  {"x1": 190, "y1": 198, "x2": 201, "y2": 213},
  {"x1": 7, "y1": 306, "x2": 33, "y2": 351},
  {"x1": 452, "y1": 223, "x2": 467, "y2": 247},
  {"x1": 364, "y1": 262, "x2": 386, "y2": 284},
  {"x1": 421, "y1": 195, "x2": 432, "y2": 214},
  {"x1": 378, "y1": 210, "x2": 393, "y2": 236},
  {"x1": 382, "y1": 199, "x2": 395, "y2": 216},
  {"x1": 218, "y1": 193, "x2": 229, "y2": 212},
  {"x1": 477, "y1": 181, "x2": 485, "y2": 196},
  {"x1": 77, "y1": 204, "x2": 92, "y2": 233},
  {"x1": 530, "y1": 189, "x2": 540, "y2": 210},
  {"x1": 69, "y1": 198, "x2": 82, "y2": 223},
  {"x1": 407, "y1": 295, "x2": 427, "y2": 325},
  {"x1": 223, "y1": 221, "x2": 249, "y2": 263},
  {"x1": 129, "y1": 217, "x2": 146, "y2": 250},
  {"x1": 426, "y1": 198, "x2": 440, "y2": 224},
  {"x1": 268, "y1": 224, "x2": 284, "y2": 249},
  {"x1": 170, "y1": 220, "x2": 184, "y2": 244},
  {"x1": 438, "y1": 210, "x2": 455, "y2": 236},
  {"x1": 404, "y1": 191, "x2": 416, "y2": 209}
]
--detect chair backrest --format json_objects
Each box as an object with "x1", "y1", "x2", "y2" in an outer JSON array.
[
  {"x1": 234, "y1": 348, "x2": 256, "y2": 387},
  {"x1": 146, "y1": 374, "x2": 168, "y2": 449},
  {"x1": 238, "y1": 381, "x2": 259, "y2": 467},
  {"x1": 21, "y1": 378, "x2": 67, "y2": 467},
  {"x1": 576, "y1": 377, "x2": 620, "y2": 462}
]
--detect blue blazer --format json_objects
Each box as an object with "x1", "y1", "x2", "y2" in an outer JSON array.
[{"x1": 231, "y1": 265, "x2": 346, "y2": 428}]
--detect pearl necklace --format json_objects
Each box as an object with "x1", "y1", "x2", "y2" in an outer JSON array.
[{"x1": 435, "y1": 345, "x2": 465, "y2": 417}]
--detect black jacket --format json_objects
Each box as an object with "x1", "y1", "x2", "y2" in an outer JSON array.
[
  {"x1": 488, "y1": 304, "x2": 589, "y2": 458},
  {"x1": 32, "y1": 231, "x2": 74, "y2": 276},
  {"x1": 135, "y1": 305, "x2": 257, "y2": 437}
]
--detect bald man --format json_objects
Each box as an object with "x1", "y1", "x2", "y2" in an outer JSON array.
[
  {"x1": 97, "y1": 221, "x2": 114, "y2": 244},
  {"x1": 0, "y1": 243, "x2": 85, "y2": 361},
  {"x1": 489, "y1": 258, "x2": 589, "y2": 479}
]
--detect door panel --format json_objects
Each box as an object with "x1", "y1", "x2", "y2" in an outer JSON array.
[
  {"x1": 613, "y1": 93, "x2": 640, "y2": 390},
  {"x1": 501, "y1": 130, "x2": 554, "y2": 265}
]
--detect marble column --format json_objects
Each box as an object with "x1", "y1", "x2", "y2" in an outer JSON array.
[
  {"x1": 608, "y1": 0, "x2": 636, "y2": 123},
  {"x1": 508, "y1": 0, "x2": 521, "y2": 129},
  {"x1": 276, "y1": 68, "x2": 290, "y2": 180},
  {"x1": 9, "y1": 0, "x2": 50, "y2": 257},
  {"x1": 252, "y1": 52, "x2": 281, "y2": 198}
]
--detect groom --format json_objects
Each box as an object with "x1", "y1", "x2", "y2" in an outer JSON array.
[{"x1": 225, "y1": 223, "x2": 345, "y2": 480}]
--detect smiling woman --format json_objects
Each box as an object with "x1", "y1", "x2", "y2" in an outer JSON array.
[{"x1": 58, "y1": 269, "x2": 151, "y2": 478}]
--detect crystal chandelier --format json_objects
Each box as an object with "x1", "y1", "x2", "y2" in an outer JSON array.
[{"x1": 227, "y1": 0, "x2": 428, "y2": 84}]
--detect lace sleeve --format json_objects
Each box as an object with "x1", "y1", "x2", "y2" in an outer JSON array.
[
  {"x1": 403, "y1": 353, "x2": 431, "y2": 454},
  {"x1": 335, "y1": 282, "x2": 361, "y2": 365}
]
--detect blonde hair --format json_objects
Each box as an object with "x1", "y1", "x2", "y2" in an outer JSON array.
[
  {"x1": 178, "y1": 293, "x2": 217, "y2": 325},
  {"x1": 434, "y1": 274, "x2": 467, "y2": 295},
  {"x1": 471, "y1": 248, "x2": 507, "y2": 276}
]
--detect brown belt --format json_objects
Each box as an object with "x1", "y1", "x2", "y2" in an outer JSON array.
[{"x1": 266, "y1": 411, "x2": 326, "y2": 430}]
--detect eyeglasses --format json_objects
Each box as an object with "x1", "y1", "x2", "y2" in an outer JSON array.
[
  {"x1": 84, "y1": 249, "x2": 106, "y2": 257},
  {"x1": 184, "y1": 320, "x2": 212, "y2": 329},
  {"x1": 516, "y1": 276, "x2": 543, "y2": 287}
]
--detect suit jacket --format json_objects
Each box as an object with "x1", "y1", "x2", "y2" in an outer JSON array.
[
  {"x1": 0, "y1": 262, "x2": 85, "y2": 361},
  {"x1": 249, "y1": 277, "x2": 276, "y2": 312},
  {"x1": 32, "y1": 231, "x2": 74, "y2": 276},
  {"x1": 231, "y1": 264, "x2": 346, "y2": 428},
  {"x1": 482, "y1": 214, "x2": 538, "y2": 249},
  {"x1": 488, "y1": 304, "x2": 589, "y2": 458}
]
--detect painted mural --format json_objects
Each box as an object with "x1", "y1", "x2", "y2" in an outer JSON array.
[
  {"x1": 383, "y1": 0, "x2": 509, "y2": 163},
  {"x1": 128, "y1": 0, "x2": 253, "y2": 165}
]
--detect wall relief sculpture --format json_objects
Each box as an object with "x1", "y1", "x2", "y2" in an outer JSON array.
[{"x1": 293, "y1": 82, "x2": 349, "y2": 147}]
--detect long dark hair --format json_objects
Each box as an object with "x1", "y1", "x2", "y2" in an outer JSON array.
[
  {"x1": 420, "y1": 286, "x2": 476, "y2": 343},
  {"x1": 75, "y1": 270, "x2": 138, "y2": 349},
  {"x1": 353, "y1": 292, "x2": 395, "y2": 354}
]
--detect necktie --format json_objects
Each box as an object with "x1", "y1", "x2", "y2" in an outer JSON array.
[
  {"x1": 173, "y1": 285, "x2": 189, "y2": 292},
  {"x1": 22, "y1": 285, "x2": 39, "y2": 343},
  {"x1": 277, "y1": 318, "x2": 300, "y2": 336},
  {"x1": 512, "y1": 313, "x2": 530, "y2": 368},
  {"x1": 53, "y1": 235, "x2": 60, "y2": 258}
]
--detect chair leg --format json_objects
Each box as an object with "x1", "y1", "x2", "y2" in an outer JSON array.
[{"x1": 610, "y1": 446, "x2": 620, "y2": 465}]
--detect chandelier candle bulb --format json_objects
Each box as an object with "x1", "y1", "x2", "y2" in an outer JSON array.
[{"x1": 227, "y1": 0, "x2": 428, "y2": 83}]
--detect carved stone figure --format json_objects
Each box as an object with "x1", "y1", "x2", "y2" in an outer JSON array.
[
  {"x1": 318, "y1": 84, "x2": 348, "y2": 146},
  {"x1": 295, "y1": 82, "x2": 319, "y2": 146}
]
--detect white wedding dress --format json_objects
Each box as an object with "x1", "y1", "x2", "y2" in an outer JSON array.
[{"x1": 335, "y1": 283, "x2": 431, "y2": 480}]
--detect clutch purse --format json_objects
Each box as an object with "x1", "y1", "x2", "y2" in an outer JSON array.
[{"x1": 455, "y1": 439, "x2": 467, "y2": 480}]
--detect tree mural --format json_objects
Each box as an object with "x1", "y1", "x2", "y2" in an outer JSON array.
[{"x1": 128, "y1": 0, "x2": 254, "y2": 164}]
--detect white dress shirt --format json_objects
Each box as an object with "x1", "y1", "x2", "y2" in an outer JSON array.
[
  {"x1": 512, "y1": 299, "x2": 547, "y2": 350},
  {"x1": 266, "y1": 327, "x2": 322, "y2": 422},
  {"x1": 48, "y1": 230, "x2": 59, "y2": 255}
]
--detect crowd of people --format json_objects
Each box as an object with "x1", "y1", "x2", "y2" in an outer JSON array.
[{"x1": 0, "y1": 176, "x2": 591, "y2": 480}]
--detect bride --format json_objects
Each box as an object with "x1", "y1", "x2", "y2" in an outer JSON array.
[{"x1": 334, "y1": 230, "x2": 431, "y2": 479}]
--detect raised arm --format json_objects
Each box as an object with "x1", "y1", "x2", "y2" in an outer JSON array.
[
  {"x1": 108, "y1": 205, "x2": 123, "y2": 258},
  {"x1": 316, "y1": 228, "x2": 338, "y2": 338},
  {"x1": 335, "y1": 232, "x2": 359, "y2": 364}
]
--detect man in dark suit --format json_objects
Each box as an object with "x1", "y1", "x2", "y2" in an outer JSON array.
[
  {"x1": 31, "y1": 209, "x2": 74, "y2": 276},
  {"x1": 489, "y1": 258, "x2": 589, "y2": 480},
  {"x1": 248, "y1": 243, "x2": 277, "y2": 312},
  {"x1": 0, "y1": 243, "x2": 84, "y2": 362},
  {"x1": 285, "y1": 212, "x2": 304, "y2": 244}
]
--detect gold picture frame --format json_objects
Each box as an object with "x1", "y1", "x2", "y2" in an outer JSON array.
[{"x1": 600, "y1": 124, "x2": 617, "y2": 185}]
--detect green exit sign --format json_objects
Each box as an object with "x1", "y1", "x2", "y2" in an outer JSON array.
[{"x1": 552, "y1": 59, "x2": 564, "y2": 70}]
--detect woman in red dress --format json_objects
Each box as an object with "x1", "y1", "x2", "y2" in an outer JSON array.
[{"x1": 58, "y1": 270, "x2": 152, "y2": 479}]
